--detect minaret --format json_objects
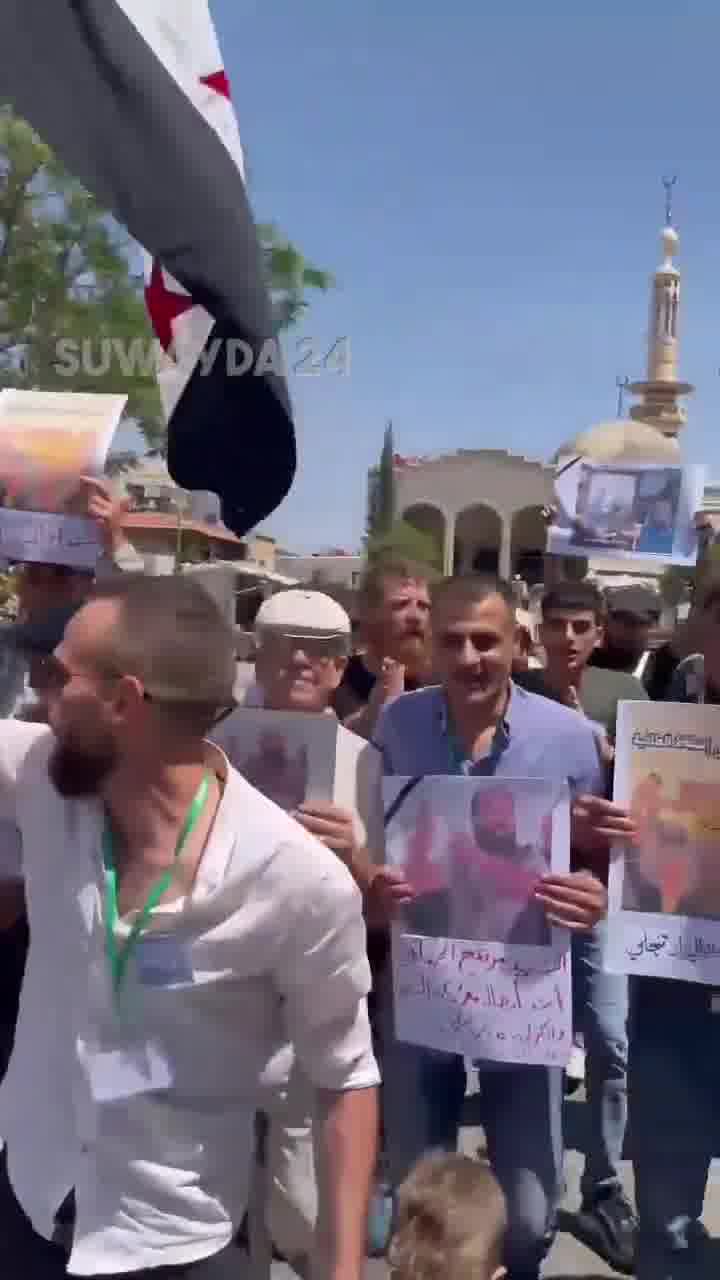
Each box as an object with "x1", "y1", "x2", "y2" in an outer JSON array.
[{"x1": 628, "y1": 177, "x2": 694, "y2": 438}]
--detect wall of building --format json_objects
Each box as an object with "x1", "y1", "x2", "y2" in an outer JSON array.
[
  {"x1": 275, "y1": 554, "x2": 363, "y2": 588},
  {"x1": 393, "y1": 450, "x2": 555, "y2": 579}
]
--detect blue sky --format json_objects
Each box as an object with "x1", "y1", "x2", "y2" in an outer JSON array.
[{"x1": 210, "y1": 0, "x2": 720, "y2": 551}]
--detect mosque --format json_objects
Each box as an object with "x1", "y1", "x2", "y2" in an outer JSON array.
[{"x1": 391, "y1": 184, "x2": 709, "y2": 592}]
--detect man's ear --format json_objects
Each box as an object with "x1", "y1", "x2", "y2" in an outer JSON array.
[{"x1": 594, "y1": 621, "x2": 605, "y2": 651}]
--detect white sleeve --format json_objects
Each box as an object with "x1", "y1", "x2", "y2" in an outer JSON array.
[
  {"x1": 0, "y1": 721, "x2": 46, "y2": 882},
  {"x1": 271, "y1": 842, "x2": 380, "y2": 1093}
]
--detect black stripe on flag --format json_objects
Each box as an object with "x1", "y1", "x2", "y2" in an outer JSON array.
[{"x1": 0, "y1": 0, "x2": 295, "y2": 537}]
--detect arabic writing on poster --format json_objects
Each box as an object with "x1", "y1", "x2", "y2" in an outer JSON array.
[
  {"x1": 605, "y1": 915, "x2": 720, "y2": 985},
  {"x1": 607, "y1": 700, "x2": 720, "y2": 985},
  {"x1": 0, "y1": 509, "x2": 101, "y2": 569},
  {"x1": 392, "y1": 934, "x2": 572, "y2": 1067},
  {"x1": 631, "y1": 730, "x2": 720, "y2": 759}
]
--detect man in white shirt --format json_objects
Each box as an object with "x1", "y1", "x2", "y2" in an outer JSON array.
[{"x1": 0, "y1": 573, "x2": 379, "y2": 1279}]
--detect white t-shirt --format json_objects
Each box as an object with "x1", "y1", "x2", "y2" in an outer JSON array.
[{"x1": 0, "y1": 725, "x2": 378, "y2": 1274}]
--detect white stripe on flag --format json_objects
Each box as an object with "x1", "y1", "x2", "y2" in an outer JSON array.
[{"x1": 118, "y1": 0, "x2": 245, "y2": 425}]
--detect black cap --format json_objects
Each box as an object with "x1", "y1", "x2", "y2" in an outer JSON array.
[
  {"x1": 605, "y1": 585, "x2": 661, "y2": 624},
  {"x1": 2, "y1": 604, "x2": 81, "y2": 657}
]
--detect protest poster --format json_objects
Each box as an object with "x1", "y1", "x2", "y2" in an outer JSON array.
[
  {"x1": 607, "y1": 700, "x2": 720, "y2": 983},
  {"x1": 384, "y1": 775, "x2": 572, "y2": 1067},
  {"x1": 0, "y1": 509, "x2": 103, "y2": 571},
  {"x1": 211, "y1": 708, "x2": 383, "y2": 853},
  {"x1": 0, "y1": 390, "x2": 126, "y2": 568},
  {"x1": 548, "y1": 459, "x2": 705, "y2": 565}
]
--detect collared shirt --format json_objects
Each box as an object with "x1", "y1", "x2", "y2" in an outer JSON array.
[
  {"x1": 373, "y1": 682, "x2": 603, "y2": 798},
  {"x1": 0, "y1": 724, "x2": 378, "y2": 1275}
]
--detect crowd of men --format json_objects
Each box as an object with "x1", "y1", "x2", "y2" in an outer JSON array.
[{"x1": 0, "y1": 489, "x2": 716, "y2": 1280}]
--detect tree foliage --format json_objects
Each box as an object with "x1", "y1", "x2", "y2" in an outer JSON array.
[
  {"x1": 258, "y1": 222, "x2": 334, "y2": 330},
  {"x1": 0, "y1": 107, "x2": 166, "y2": 447},
  {"x1": 0, "y1": 108, "x2": 335, "y2": 456},
  {"x1": 366, "y1": 421, "x2": 397, "y2": 541},
  {"x1": 367, "y1": 518, "x2": 443, "y2": 572}
]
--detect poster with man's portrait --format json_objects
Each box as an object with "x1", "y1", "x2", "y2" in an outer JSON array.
[
  {"x1": 211, "y1": 708, "x2": 382, "y2": 851},
  {"x1": 384, "y1": 776, "x2": 569, "y2": 949},
  {"x1": 383, "y1": 776, "x2": 572, "y2": 1067},
  {"x1": 608, "y1": 701, "x2": 720, "y2": 984},
  {"x1": 549, "y1": 460, "x2": 705, "y2": 565}
]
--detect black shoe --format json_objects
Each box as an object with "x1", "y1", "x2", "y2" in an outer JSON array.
[{"x1": 574, "y1": 1189, "x2": 637, "y2": 1275}]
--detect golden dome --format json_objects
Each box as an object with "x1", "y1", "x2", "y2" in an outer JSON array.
[{"x1": 552, "y1": 419, "x2": 681, "y2": 466}]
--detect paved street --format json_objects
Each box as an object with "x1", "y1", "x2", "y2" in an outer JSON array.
[{"x1": 272, "y1": 1084, "x2": 720, "y2": 1279}]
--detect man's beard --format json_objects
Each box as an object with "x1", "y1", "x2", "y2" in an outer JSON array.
[
  {"x1": 471, "y1": 825, "x2": 521, "y2": 858},
  {"x1": 396, "y1": 630, "x2": 428, "y2": 671},
  {"x1": 48, "y1": 737, "x2": 117, "y2": 797}
]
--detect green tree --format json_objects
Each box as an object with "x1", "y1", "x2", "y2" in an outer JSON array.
[
  {"x1": 0, "y1": 107, "x2": 166, "y2": 447},
  {"x1": 0, "y1": 109, "x2": 335, "y2": 456},
  {"x1": 367, "y1": 518, "x2": 442, "y2": 572},
  {"x1": 258, "y1": 222, "x2": 334, "y2": 330},
  {"x1": 366, "y1": 421, "x2": 397, "y2": 540}
]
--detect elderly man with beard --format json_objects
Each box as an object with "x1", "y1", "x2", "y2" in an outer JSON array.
[
  {"x1": 334, "y1": 559, "x2": 434, "y2": 740},
  {"x1": 0, "y1": 574, "x2": 379, "y2": 1280},
  {"x1": 373, "y1": 574, "x2": 635, "y2": 1280}
]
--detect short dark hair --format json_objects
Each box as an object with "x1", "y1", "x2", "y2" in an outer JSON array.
[
  {"x1": 541, "y1": 581, "x2": 605, "y2": 623},
  {"x1": 87, "y1": 573, "x2": 237, "y2": 734},
  {"x1": 430, "y1": 574, "x2": 516, "y2": 615},
  {"x1": 359, "y1": 557, "x2": 437, "y2": 610}
]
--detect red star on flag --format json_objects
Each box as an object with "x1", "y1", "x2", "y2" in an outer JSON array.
[
  {"x1": 144, "y1": 260, "x2": 194, "y2": 354},
  {"x1": 200, "y1": 69, "x2": 231, "y2": 99}
]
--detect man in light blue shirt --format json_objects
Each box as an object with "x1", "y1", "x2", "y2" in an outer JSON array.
[{"x1": 374, "y1": 574, "x2": 632, "y2": 1280}]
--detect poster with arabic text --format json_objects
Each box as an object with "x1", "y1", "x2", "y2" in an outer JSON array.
[
  {"x1": 384, "y1": 775, "x2": 572, "y2": 1067},
  {"x1": 607, "y1": 701, "x2": 720, "y2": 983},
  {"x1": 0, "y1": 390, "x2": 126, "y2": 568}
]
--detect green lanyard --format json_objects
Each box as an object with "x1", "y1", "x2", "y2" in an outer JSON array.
[{"x1": 102, "y1": 773, "x2": 211, "y2": 1002}]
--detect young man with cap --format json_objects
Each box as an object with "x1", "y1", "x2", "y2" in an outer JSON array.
[
  {"x1": 372, "y1": 574, "x2": 632, "y2": 1280},
  {"x1": 589, "y1": 585, "x2": 661, "y2": 683},
  {"x1": 0, "y1": 573, "x2": 379, "y2": 1279},
  {"x1": 212, "y1": 589, "x2": 402, "y2": 1273}
]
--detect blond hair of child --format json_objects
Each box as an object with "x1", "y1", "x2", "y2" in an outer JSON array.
[{"x1": 388, "y1": 1152, "x2": 507, "y2": 1280}]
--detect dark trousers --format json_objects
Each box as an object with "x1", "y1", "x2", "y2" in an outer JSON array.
[{"x1": 0, "y1": 1153, "x2": 242, "y2": 1279}]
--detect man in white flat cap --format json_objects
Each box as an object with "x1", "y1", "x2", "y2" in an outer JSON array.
[{"x1": 212, "y1": 589, "x2": 406, "y2": 1274}]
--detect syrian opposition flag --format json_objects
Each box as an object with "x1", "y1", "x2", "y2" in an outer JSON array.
[{"x1": 0, "y1": 1, "x2": 295, "y2": 536}]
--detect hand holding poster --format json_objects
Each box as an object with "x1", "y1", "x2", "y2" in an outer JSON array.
[
  {"x1": 549, "y1": 460, "x2": 705, "y2": 565},
  {"x1": 0, "y1": 390, "x2": 126, "y2": 568},
  {"x1": 607, "y1": 701, "x2": 720, "y2": 983},
  {"x1": 384, "y1": 776, "x2": 572, "y2": 1067},
  {"x1": 210, "y1": 708, "x2": 383, "y2": 853}
]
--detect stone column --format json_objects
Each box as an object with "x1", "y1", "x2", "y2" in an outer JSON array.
[
  {"x1": 499, "y1": 520, "x2": 512, "y2": 579},
  {"x1": 443, "y1": 512, "x2": 456, "y2": 576}
]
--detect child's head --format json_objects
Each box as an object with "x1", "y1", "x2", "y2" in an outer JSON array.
[{"x1": 389, "y1": 1152, "x2": 506, "y2": 1280}]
